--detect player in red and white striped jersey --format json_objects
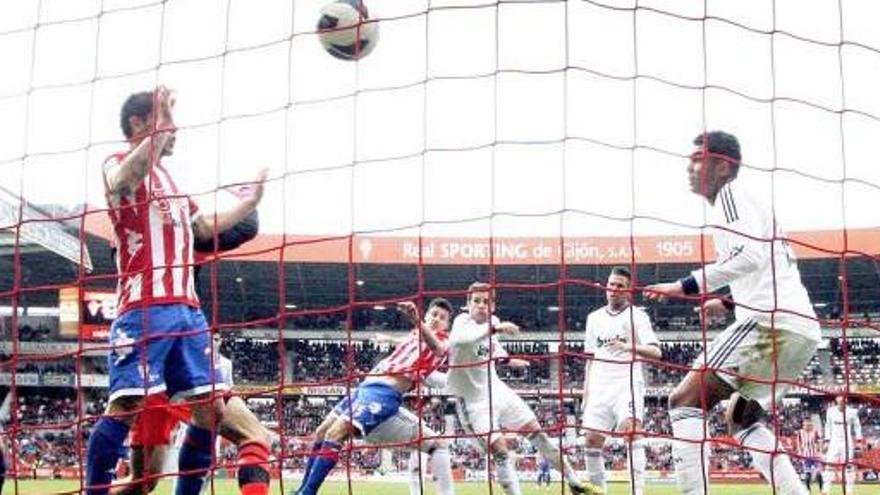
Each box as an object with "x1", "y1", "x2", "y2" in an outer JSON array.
[
  {"x1": 796, "y1": 418, "x2": 823, "y2": 492},
  {"x1": 86, "y1": 86, "x2": 266, "y2": 495},
  {"x1": 296, "y1": 299, "x2": 457, "y2": 495}
]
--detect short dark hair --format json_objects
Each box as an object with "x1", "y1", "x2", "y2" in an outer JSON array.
[
  {"x1": 428, "y1": 297, "x2": 453, "y2": 316},
  {"x1": 693, "y1": 131, "x2": 741, "y2": 175},
  {"x1": 120, "y1": 91, "x2": 155, "y2": 139},
  {"x1": 609, "y1": 266, "x2": 632, "y2": 283},
  {"x1": 467, "y1": 281, "x2": 494, "y2": 301}
]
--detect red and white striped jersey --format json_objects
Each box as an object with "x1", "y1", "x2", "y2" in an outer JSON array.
[
  {"x1": 796, "y1": 428, "x2": 822, "y2": 458},
  {"x1": 103, "y1": 153, "x2": 200, "y2": 316},
  {"x1": 366, "y1": 329, "x2": 449, "y2": 389}
]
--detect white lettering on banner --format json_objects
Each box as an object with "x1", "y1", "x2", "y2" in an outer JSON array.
[
  {"x1": 42, "y1": 374, "x2": 72, "y2": 386},
  {"x1": 656, "y1": 240, "x2": 695, "y2": 258},
  {"x1": 403, "y1": 241, "x2": 436, "y2": 259},
  {"x1": 78, "y1": 374, "x2": 109, "y2": 387},
  {"x1": 400, "y1": 239, "x2": 650, "y2": 263},
  {"x1": 440, "y1": 242, "x2": 530, "y2": 260}
]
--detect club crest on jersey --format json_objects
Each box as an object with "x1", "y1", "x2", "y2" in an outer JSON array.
[
  {"x1": 476, "y1": 344, "x2": 490, "y2": 358},
  {"x1": 149, "y1": 183, "x2": 187, "y2": 226}
]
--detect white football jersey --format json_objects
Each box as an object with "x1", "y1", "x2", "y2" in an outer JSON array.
[
  {"x1": 693, "y1": 181, "x2": 820, "y2": 341},
  {"x1": 216, "y1": 354, "x2": 234, "y2": 389},
  {"x1": 825, "y1": 406, "x2": 862, "y2": 446},
  {"x1": 584, "y1": 305, "x2": 658, "y2": 387},
  {"x1": 447, "y1": 313, "x2": 505, "y2": 400}
]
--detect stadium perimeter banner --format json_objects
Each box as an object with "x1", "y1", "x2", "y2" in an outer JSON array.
[
  {"x1": 224, "y1": 228, "x2": 880, "y2": 265},
  {"x1": 84, "y1": 214, "x2": 880, "y2": 265}
]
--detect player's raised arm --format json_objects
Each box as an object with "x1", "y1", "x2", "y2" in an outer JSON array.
[
  {"x1": 105, "y1": 86, "x2": 176, "y2": 195},
  {"x1": 192, "y1": 168, "x2": 268, "y2": 242}
]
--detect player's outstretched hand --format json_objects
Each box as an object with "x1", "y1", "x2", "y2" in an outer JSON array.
[
  {"x1": 644, "y1": 281, "x2": 684, "y2": 303},
  {"x1": 242, "y1": 168, "x2": 269, "y2": 207},
  {"x1": 606, "y1": 339, "x2": 634, "y2": 355},
  {"x1": 156, "y1": 85, "x2": 175, "y2": 126},
  {"x1": 495, "y1": 321, "x2": 519, "y2": 335},
  {"x1": 396, "y1": 301, "x2": 420, "y2": 325}
]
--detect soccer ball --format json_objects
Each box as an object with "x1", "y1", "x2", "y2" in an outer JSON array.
[{"x1": 317, "y1": 0, "x2": 379, "y2": 61}]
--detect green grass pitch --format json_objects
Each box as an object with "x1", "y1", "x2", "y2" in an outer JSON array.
[{"x1": 1, "y1": 480, "x2": 869, "y2": 494}]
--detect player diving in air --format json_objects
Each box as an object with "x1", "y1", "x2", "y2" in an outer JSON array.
[{"x1": 294, "y1": 299, "x2": 457, "y2": 495}]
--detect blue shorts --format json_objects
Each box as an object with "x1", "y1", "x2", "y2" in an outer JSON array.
[
  {"x1": 331, "y1": 382, "x2": 402, "y2": 437},
  {"x1": 107, "y1": 304, "x2": 224, "y2": 402}
]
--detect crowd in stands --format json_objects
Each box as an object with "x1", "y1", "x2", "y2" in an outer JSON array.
[
  {"x1": 3, "y1": 336, "x2": 880, "y2": 477},
  {"x1": 289, "y1": 340, "x2": 384, "y2": 383},
  {"x1": 3, "y1": 385, "x2": 880, "y2": 475},
  {"x1": 219, "y1": 338, "x2": 281, "y2": 384}
]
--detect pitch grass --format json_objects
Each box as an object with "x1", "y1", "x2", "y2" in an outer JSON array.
[{"x1": 1, "y1": 480, "x2": 868, "y2": 495}]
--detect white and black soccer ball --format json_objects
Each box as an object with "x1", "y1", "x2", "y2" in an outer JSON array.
[{"x1": 317, "y1": 0, "x2": 379, "y2": 61}]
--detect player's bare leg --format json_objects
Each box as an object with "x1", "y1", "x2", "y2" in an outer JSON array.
[
  {"x1": 218, "y1": 396, "x2": 272, "y2": 495},
  {"x1": 175, "y1": 394, "x2": 226, "y2": 495},
  {"x1": 114, "y1": 396, "x2": 269, "y2": 495},
  {"x1": 112, "y1": 445, "x2": 166, "y2": 495},
  {"x1": 520, "y1": 420, "x2": 601, "y2": 494},
  {"x1": 619, "y1": 418, "x2": 646, "y2": 495}
]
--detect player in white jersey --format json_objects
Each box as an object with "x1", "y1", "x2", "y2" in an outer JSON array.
[
  {"x1": 581, "y1": 266, "x2": 661, "y2": 495},
  {"x1": 295, "y1": 299, "x2": 456, "y2": 495},
  {"x1": 821, "y1": 395, "x2": 862, "y2": 495},
  {"x1": 447, "y1": 282, "x2": 600, "y2": 495},
  {"x1": 796, "y1": 418, "x2": 823, "y2": 492},
  {"x1": 647, "y1": 131, "x2": 821, "y2": 495}
]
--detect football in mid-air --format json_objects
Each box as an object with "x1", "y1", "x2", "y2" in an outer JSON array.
[{"x1": 317, "y1": 0, "x2": 379, "y2": 61}]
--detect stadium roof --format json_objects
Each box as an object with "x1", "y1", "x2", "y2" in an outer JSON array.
[{"x1": 0, "y1": 186, "x2": 92, "y2": 272}]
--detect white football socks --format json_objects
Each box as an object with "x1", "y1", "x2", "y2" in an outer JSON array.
[
  {"x1": 735, "y1": 424, "x2": 807, "y2": 495},
  {"x1": 670, "y1": 407, "x2": 710, "y2": 495}
]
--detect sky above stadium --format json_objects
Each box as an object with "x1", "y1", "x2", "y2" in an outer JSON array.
[{"x1": 1, "y1": 0, "x2": 879, "y2": 241}]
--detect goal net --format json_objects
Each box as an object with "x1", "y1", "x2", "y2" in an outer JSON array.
[{"x1": 0, "y1": 1, "x2": 879, "y2": 494}]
